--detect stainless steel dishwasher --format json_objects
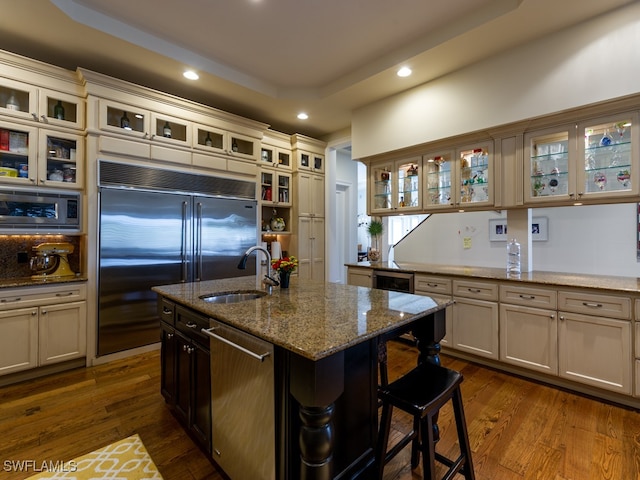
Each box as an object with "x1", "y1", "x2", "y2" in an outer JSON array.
[{"x1": 203, "y1": 319, "x2": 275, "y2": 480}]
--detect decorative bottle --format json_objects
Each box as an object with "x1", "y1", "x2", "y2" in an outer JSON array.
[
  {"x1": 163, "y1": 121, "x2": 172, "y2": 138},
  {"x1": 205, "y1": 132, "x2": 213, "y2": 147},
  {"x1": 6, "y1": 91, "x2": 19, "y2": 111},
  {"x1": 507, "y1": 238, "x2": 521, "y2": 275},
  {"x1": 53, "y1": 100, "x2": 65, "y2": 120},
  {"x1": 232, "y1": 138, "x2": 239, "y2": 152},
  {"x1": 120, "y1": 111, "x2": 131, "y2": 129}
]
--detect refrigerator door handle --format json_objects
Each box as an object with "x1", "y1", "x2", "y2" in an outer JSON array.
[
  {"x1": 181, "y1": 201, "x2": 188, "y2": 282},
  {"x1": 195, "y1": 202, "x2": 203, "y2": 281}
]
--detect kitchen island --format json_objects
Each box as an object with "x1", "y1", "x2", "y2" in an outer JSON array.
[{"x1": 153, "y1": 276, "x2": 451, "y2": 480}]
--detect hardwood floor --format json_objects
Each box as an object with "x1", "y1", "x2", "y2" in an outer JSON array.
[{"x1": 0, "y1": 342, "x2": 639, "y2": 480}]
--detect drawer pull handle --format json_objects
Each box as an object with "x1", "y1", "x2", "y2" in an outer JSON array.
[
  {"x1": 519, "y1": 294, "x2": 536, "y2": 300},
  {"x1": 185, "y1": 321, "x2": 198, "y2": 329},
  {"x1": 55, "y1": 292, "x2": 74, "y2": 297},
  {"x1": 162, "y1": 307, "x2": 173, "y2": 315},
  {"x1": 0, "y1": 297, "x2": 22, "y2": 303},
  {"x1": 427, "y1": 283, "x2": 439, "y2": 288},
  {"x1": 582, "y1": 302, "x2": 603, "y2": 308},
  {"x1": 467, "y1": 288, "x2": 481, "y2": 293},
  {"x1": 202, "y1": 327, "x2": 271, "y2": 362}
]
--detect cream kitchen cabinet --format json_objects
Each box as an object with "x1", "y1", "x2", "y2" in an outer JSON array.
[
  {"x1": 193, "y1": 123, "x2": 259, "y2": 162},
  {"x1": 422, "y1": 142, "x2": 493, "y2": 211},
  {"x1": 369, "y1": 157, "x2": 422, "y2": 214},
  {"x1": 295, "y1": 171, "x2": 325, "y2": 217},
  {"x1": 261, "y1": 131, "x2": 292, "y2": 171},
  {"x1": 0, "y1": 77, "x2": 84, "y2": 131},
  {"x1": 414, "y1": 274, "x2": 453, "y2": 347},
  {"x1": 295, "y1": 150, "x2": 324, "y2": 173},
  {"x1": 347, "y1": 267, "x2": 373, "y2": 287},
  {"x1": 635, "y1": 299, "x2": 640, "y2": 397},
  {"x1": 296, "y1": 216, "x2": 325, "y2": 282},
  {"x1": 558, "y1": 290, "x2": 632, "y2": 395},
  {"x1": 499, "y1": 284, "x2": 558, "y2": 375},
  {"x1": 524, "y1": 111, "x2": 639, "y2": 205},
  {"x1": 452, "y1": 279, "x2": 499, "y2": 359},
  {"x1": 0, "y1": 119, "x2": 84, "y2": 189},
  {"x1": 0, "y1": 283, "x2": 87, "y2": 377},
  {"x1": 260, "y1": 169, "x2": 292, "y2": 207}
]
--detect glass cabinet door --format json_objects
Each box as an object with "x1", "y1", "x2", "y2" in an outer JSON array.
[
  {"x1": 39, "y1": 130, "x2": 83, "y2": 189},
  {"x1": 39, "y1": 89, "x2": 84, "y2": 130},
  {"x1": 0, "y1": 121, "x2": 36, "y2": 185},
  {"x1": 150, "y1": 113, "x2": 190, "y2": 146},
  {"x1": 261, "y1": 170, "x2": 292, "y2": 206},
  {"x1": 396, "y1": 158, "x2": 421, "y2": 210},
  {"x1": 370, "y1": 163, "x2": 394, "y2": 213},
  {"x1": 194, "y1": 124, "x2": 226, "y2": 154},
  {"x1": 524, "y1": 127, "x2": 573, "y2": 203},
  {"x1": 578, "y1": 112, "x2": 638, "y2": 199},
  {"x1": 424, "y1": 151, "x2": 455, "y2": 209},
  {"x1": 99, "y1": 100, "x2": 149, "y2": 137},
  {"x1": 0, "y1": 79, "x2": 37, "y2": 122},
  {"x1": 457, "y1": 144, "x2": 492, "y2": 207}
]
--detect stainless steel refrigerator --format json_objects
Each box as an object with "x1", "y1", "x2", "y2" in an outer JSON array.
[{"x1": 97, "y1": 162, "x2": 257, "y2": 356}]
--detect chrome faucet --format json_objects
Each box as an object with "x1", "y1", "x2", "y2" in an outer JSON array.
[{"x1": 237, "y1": 245, "x2": 279, "y2": 293}]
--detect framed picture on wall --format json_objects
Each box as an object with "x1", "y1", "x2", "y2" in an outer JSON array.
[{"x1": 489, "y1": 217, "x2": 548, "y2": 242}]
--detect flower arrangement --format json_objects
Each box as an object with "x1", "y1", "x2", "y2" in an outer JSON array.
[{"x1": 271, "y1": 256, "x2": 298, "y2": 274}]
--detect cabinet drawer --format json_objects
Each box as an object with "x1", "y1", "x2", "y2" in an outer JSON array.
[
  {"x1": 99, "y1": 136, "x2": 150, "y2": 158},
  {"x1": 636, "y1": 322, "x2": 640, "y2": 359},
  {"x1": 415, "y1": 275, "x2": 452, "y2": 295},
  {"x1": 500, "y1": 284, "x2": 557, "y2": 309},
  {"x1": 0, "y1": 283, "x2": 86, "y2": 311},
  {"x1": 158, "y1": 298, "x2": 176, "y2": 326},
  {"x1": 453, "y1": 279, "x2": 498, "y2": 301},
  {"x1": 558, "y1": 290, "x2": 631, "y2": 320}
]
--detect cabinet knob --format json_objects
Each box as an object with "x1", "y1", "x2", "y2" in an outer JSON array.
[
  {"x1": 560, "y1": 315, "x2": 565, "y2": 321},
  {"x1": 167, "y1": 333, "x2": 174, "y2": 339},
  {"x1": 41, "y1": 310, "x2": 47, "y2": 315},
  {"x1": 40, "y1": 115, "x2": 47, "y2": 122},
  {"x1": 31, "y1": 113, "x2": 38, "y2": 120},
  {"x1": 31, "y1": 310, "x2": 37, "y2": 316}
]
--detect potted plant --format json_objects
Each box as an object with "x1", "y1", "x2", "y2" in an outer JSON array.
[{"x1": 367, "y1": 219, "x2": 383, "y2": 262}]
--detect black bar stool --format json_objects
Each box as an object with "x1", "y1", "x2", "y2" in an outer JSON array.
[{"x1": 375, "y1": 360, "x2": 475, "y2": 480}]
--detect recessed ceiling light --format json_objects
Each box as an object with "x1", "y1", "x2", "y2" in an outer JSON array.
[
  {"x1": 183, "y1": 70, "x2": 199, "y2": 80},
  {"x1": 297, "y1": 112, "x2": 309, "y2": 120},
  {"x1": 397, "y1": 67, "x2": 412, "y2": 77}
]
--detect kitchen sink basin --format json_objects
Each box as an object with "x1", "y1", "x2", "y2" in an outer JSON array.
[{"x1": 199, "y1": 290, "x2": 268, "y2": 304}]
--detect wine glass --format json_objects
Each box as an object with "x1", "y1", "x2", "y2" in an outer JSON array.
[{"x1": 615, "y1": 121, "x2": 628, "y2": 144}]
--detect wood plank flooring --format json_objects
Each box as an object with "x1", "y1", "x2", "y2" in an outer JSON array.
[{"x1": 0, "y1": 342, "x2": 639, "y2": 479}]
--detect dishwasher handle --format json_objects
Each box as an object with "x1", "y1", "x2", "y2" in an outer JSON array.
[{"x1": 202, "y1": 327, "x2": 271, "y2": 362}]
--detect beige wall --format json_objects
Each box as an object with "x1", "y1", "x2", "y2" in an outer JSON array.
[{"x1": 352, "y1": 3, "x2": 640, "y2": 159}]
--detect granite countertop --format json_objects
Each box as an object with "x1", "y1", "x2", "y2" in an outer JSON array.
[
  {"x1": 0, "y1": 275, "x2": 88, "y2": 289},
  {"x1": 346, "y1": 261, "x2": 640, "y2": 294},
  {"x1": 152, "y1": 276, "x2": 451, "y2": 361}
]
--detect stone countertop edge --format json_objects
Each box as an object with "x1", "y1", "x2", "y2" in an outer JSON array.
[
  {"x1": 0, "y1": 276, "x2": 89, "y2": 289},
  {"x1": 152, "y1": 276, "x2": 451, "y2": 361},
  {"x1": 346, "y1": 261, "x2": 640, "y2": 294}
]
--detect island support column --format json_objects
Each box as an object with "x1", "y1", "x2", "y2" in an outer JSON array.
[{"x1": 290, "y1": 351, "x2": 345, "y2": 480}]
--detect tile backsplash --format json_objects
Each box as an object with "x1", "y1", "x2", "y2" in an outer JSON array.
[{"x1": 0, "y1": 236, "x2": 82, "y2": 279}]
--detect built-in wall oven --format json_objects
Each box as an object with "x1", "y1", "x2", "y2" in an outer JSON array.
[{"x1": 372, "y1": 269, "x2": 415, "y2": 293}]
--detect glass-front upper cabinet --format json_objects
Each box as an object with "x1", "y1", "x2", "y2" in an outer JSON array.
[
  {"x1": 0, "y1": 79, "x2": 84, "y2": 130},
  {"x1": 424, "y1": 150, "x2": 455, "y2": 209},
  {"x1": 99, "y1": 99, "x2": 150, "y2": 138},
  {"x1": 524, "y1": 126, "x2": 575, "y2": 204},
  {"x1": 260, "y1": 145, "x2": 292, "y2": 170},
  {"x1": 578, "y1": 112, "x2": 638, "y2": 200},
  {"x1": 370, "y1": 157, "x2": 422, "y2": 214},
  {"x1": 296, "y1": 150, "x2": 324, "y2": 173},
  {"x1": 457, "y1": 144, "x2": 492, "y2": 208},
  {"x1": 194, "y1": 124, "x2": 226, "y2": 155},
  {"x1": 260, "y1": 170, "x2": 292, "y2": 206}
]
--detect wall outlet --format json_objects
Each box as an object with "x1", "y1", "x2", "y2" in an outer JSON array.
[{"x1": 17, "y1": 252, "x2": 29, "y2": 263}]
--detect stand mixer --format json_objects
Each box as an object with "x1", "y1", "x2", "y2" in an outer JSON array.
[{"x1": 30, "y1": 242, "x2": 76, "y2": 279}]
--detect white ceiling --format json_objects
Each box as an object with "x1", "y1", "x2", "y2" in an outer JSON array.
[{"x1": 0, "y1": 0, "x2": 635, "y2": 138}]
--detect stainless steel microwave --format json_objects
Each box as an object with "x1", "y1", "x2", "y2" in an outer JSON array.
[{"x1": 0, "y1": 189, "x2": 81, "y2": 231}]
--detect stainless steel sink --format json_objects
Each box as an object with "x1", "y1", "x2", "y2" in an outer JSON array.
[{"x1": 199, "y1": 290, "x2": 267, "y2": 304}]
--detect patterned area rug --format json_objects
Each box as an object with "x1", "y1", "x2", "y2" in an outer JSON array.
[{"x1": 25, "y1": 434, "x2": 163, "y2": 480}]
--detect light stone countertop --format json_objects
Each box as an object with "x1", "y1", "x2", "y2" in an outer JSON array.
[
  {"x1": 346, "y1": 261, "x2": 640, "y2": 294},
  {"x1": 152, "y1": 276, "x2": 451, "y2": 361}
]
